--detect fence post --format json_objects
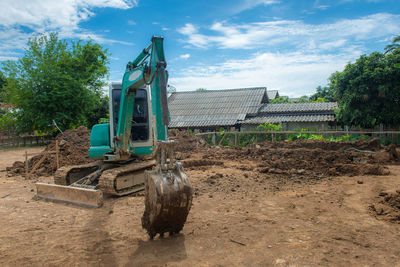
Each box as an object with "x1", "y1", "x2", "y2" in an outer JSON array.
[
  {"x1": 25, "y1": 151, "x2": 28, "y2": 176},
  {"x1": 218, "y1": 132, "x2": 227, "y2": 146},
  {"x1": 212, "y1": 133, "x2": 216, "y2": 146},
  {"x1": 55, "y1": 140, "x2": 60, "y2": 170},
  {"x1": 234, "y1": 132, "x2": 238, "y2": 146}
]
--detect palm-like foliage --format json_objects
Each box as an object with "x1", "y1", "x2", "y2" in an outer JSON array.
[{"x1": 384, "y1": 35, "x2": 400, "y2": 54}]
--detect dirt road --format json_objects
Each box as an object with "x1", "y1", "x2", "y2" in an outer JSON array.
[{"x1": 0, "y1": 147, "x2": 400, "y2": 266}]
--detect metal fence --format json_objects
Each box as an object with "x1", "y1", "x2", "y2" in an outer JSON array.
[
  {"x1": 195, "y1": 130, "x2": 400, "y2": 147},
  {"x1": 0, "y1": 135, "x2": 53, "y2": 149}
]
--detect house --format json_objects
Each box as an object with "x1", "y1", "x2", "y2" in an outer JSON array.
[
  {"x1": 168, "y1": 88, "x2": 338, "y2": 131},
  {"x1": 168, "y1": 87, "x2": 268, "y2": 130},
  {"x1": 241, "y1": 102, "x2": 338, "y2": 131}
]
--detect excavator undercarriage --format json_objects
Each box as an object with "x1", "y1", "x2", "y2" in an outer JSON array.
[
  {"x1": 36, "y1": 159, "x2": 154, "y2": 207},
  {"x1": 35, "y1": 141, "x2": 192, "y2": 238}
]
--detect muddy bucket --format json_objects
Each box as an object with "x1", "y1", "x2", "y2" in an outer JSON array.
[{"x1": 142, "y1": 162, "x2": 192, "y2": 239}]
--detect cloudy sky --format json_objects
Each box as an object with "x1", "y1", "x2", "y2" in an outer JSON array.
[{"x1": 0, "y1": 0, "x2": 399, "y2": 96}]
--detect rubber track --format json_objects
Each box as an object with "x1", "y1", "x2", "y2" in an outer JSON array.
[
  {"x1": 98, "y1": 160, "x2": 156, "y2": 196},
  {"x1": 54, "y1": 161, "x2": 101, "y2": 185}
]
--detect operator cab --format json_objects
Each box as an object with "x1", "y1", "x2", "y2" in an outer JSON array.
[{"x1": 109, "y1": 82, "x2": 153, "y2": 147}]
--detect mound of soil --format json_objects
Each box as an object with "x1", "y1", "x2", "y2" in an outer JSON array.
[
  {"x1": 168, "y1": 129, "x2": 209, "y2": 159},
  {"x1": 199, "y1": 138, "x2": 397, "y2": 184},
  {"x1": 370, "y1": 190, "x2": 400, "y2": 223},
  {"x1": 7, "y1": 126, "x2": 93, "y2": 177},
  {"x1": 7, "y1": 128, "x2": 207, "y2": 178}
]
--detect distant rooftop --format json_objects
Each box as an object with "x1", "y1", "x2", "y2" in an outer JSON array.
[
  {"x1": 168, "y1": 87, "x2": 267, "y2": 128},
  {"x1": 259, "y1": 102, "x2": 338, "y2": 114},
  {"x1": 168, "y1": 88, "x2": 338, "y2": 128},
  {"x1": 242, "y1": 114, "x2": 336, "y2": 125},
  {"x1": 243, "y1": 102, "x2": 338, "y2": 125},
  {"x1": 267, "y1": 90, "x2": 279, "y2": 100}
]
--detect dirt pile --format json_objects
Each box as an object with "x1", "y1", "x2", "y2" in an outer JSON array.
[
  {"x1": 168, "y1": 129, "x2": 209, "y2": 159},
  {"x1": 200, "y1": 139, "x2": 397, "y2": 183},
  {"x1": 7, "y1": 126, "x2": 93, "y2": 177},
  {"x1": 370, "y1": 190, "x2": 400, "y2": 223}
]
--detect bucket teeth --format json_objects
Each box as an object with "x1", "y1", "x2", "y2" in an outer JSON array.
[{"x1": 142, "y1": 163, "x2": 193, "y2": 238}]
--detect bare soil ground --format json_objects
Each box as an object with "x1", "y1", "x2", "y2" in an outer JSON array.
[{"x1": 1, "y1": 137, "x2": 400, "y2": 266}]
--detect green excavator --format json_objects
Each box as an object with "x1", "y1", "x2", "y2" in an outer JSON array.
[{"x1": 35, "y1": 36, "x2": 193, "y2": 238}]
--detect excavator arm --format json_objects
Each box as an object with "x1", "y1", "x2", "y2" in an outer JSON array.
[
  {"x1": 99, "y1": 36, "x2": 193, "y2": 238},
  {"x1": 114, "y1": 36, "x2": 169, "y2": 159}
]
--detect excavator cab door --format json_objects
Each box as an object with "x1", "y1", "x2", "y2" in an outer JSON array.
[{"x1": 109, "y1": 83, "x2": 154, "y2": 154}]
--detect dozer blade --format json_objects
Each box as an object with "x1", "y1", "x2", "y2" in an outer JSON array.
[
  {"x1": 142, "y1": 162, "x2": 193, "y2": 239},
  {"x1": 35, "y1": 183, "x2": 103, "y2": 208}
]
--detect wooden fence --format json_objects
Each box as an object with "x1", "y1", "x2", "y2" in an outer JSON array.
[
  {"x1": 0, "y1": 135, "x2": 53, "y2": 149},
  {"x1": 195, "y1": 130, "x2": 400, "y2": 147}
]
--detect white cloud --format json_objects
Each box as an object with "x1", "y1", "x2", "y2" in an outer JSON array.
[
  {"x1": 171, "y1": 50, "x2": 359, "y2": 96},
  {"x1": 0, "y1": 0, "x2": 137, "y2": 60},
  {"x1": 179, "y1": 54, "x2": 190, "y2": 59},
  {"x1": 127, "y1": 20, "x2": 136, "y2": 25},
  {"x1": 0, "y1": 0, "x2": 136, "y2": 30},
  {"x1": 231, "y1": 0, "x2": 280, "y2": 14},
  {"x1": 174, "y1": 12, "x2": 400, "y2": 96},
  {"x1": 313, "y1": 0, "x2": 330, "y2": 10},
  {"x1": 177, "y1": 23, "x2": 209, "y2": 48},
  {"x1": 177, "y1": 13, "x2": 400, "y2": 51}
]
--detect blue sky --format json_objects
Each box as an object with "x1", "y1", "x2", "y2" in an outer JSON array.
[{"x1": 0, "y1": 0, "x2": 399, "y2": 96}]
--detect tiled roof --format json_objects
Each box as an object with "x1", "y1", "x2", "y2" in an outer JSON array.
[
  {"x1": 267, "y1": 90, "x2": 279, "y2": 100},
  {"x1": 259, "y1": 102, "x2": 338, "y2": 113},
  {"x1": 168, "y1": 87, "x2": 266, "y2": 128},
  {"x1": 242, "y1": 114, "x2": 336, "y2": 124}
]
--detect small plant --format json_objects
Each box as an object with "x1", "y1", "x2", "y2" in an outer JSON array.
[
  {"x1": 257, "y1": 122, "x2": 283, "y2": 132},
  {"x1": 98, "y1": 118, "x2": 109, "y2": 124}
]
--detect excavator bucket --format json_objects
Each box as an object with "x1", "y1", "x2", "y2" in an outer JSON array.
[
  {"x1": 35, "y1": 183, "x2": 103, "y2": 208},
  {"x1": 142, "y1": 141, "x2": 193, "y2": 239}
]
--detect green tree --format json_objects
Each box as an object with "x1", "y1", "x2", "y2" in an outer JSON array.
[
  {"x1": 270, "y1": 96, "x2": 311, "y2": 103},
  {"x1": 294, "y1": 95, "x2": 310, "y2": 103},
  {"x1": 0, "y1": 71, "x2": 6, "y2": 102},
  {"x1": 270, "y1": 96, "x2": 290, "y2": 103},
  {"x1": 330, "y1": 51, "x2": 400, "y2": 127},
  {"x1": 0, "y1": 109, "x2": 17, "y2": 135},
  {"x1": 310, "y1": 85, "x2": 336, "y2": 102},
  {"x1": 1, "y1": 33, "x2": 109, "y2": 132},
  {"x1": 87, "y1": 95, "x2": 109, "y2": 128},
  {"x1": 385, "y1": 35, "x2": 400, "y2": 54},
  {"x1": 196, "y1": 88, "x2": 207, "y2": 91},
  {"x1": 312, "y1": 97, "x2": 326, "y2": 103}
]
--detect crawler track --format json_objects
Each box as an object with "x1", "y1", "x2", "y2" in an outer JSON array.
[
  {"x1": 54, "y1": 160, "x2": 155, "y2": 196},
  {"x1": 98, "y1": 160, "x2": 156, "y2": 196}
]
